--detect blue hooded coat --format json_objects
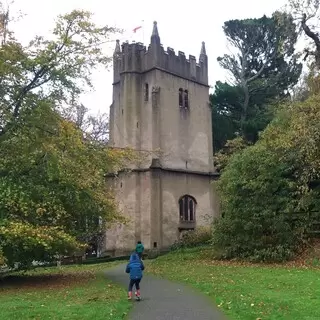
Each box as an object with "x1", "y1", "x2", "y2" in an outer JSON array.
[{"x1": 125, "y1": 252, "x2": 145, "y2": 280}]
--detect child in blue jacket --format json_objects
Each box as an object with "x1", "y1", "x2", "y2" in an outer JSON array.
[{"x1": 125, "y1": 252, "x2": 145, "y2": 300}]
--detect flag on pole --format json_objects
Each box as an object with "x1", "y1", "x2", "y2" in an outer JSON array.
[
  {"x1": 133, "y1": 26, "x2": 142, "y2": 33},
  {"x1": 131, "y1": 21, "x2": 144, "y2": 43}
]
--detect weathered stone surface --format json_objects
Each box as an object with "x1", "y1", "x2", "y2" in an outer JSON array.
[{"x1": 106, "y1": 22, "x2": 219, "y2": 255}]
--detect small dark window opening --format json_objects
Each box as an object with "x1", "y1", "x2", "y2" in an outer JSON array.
[
  {"x1": 179, "y1": 195, "x2": 196, "y2": 222},
  {"x1": 137, "y1": 121, "x2": 139, "y2": 128},
  {"x1": 179, "y1": 88, "x2": 183, "y2": 107},
  {"x1": 184, "y1": 90, "x2": 189, "y2": 108},
  {"x1": 153, "y1": 242, "x2": 157, "y2": 248},
  {"x1": 120, "y1": 182, "x2": 123, "y2": 188},
  {"x1": 122, "y1": 109, "x2": 123, "y2": 115},
  {"x1": 144, "y1": 83, "x2": 149, "y2": 101}
]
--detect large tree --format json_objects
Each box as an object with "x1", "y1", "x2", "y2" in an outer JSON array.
[
  {"x1": 215, "y1": 12, "x2": 302, "y2": 144},
  {"x1": 212, "y1": 84, "x2": 320, "y2": 262},
  {"x1": 288, "y1": 0, "x2": 320, "y2": 67},
  {"x1": 0, "y1": 5, "x2": 132, "y2": 269},
  {"x1": 0, "y1": 7, "x2": 117, "y2": 136},
  {"x1": 0, "y1": 105, "x2": 130, "y2": 268},
  {"x1": 211, "y1": 81, "x2": 242, "y2": 152}
]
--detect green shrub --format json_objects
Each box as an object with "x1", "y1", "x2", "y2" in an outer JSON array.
[
  {"x1": 171, "y1": 226, "x2": 212, "y2": 250},
  {"x1": 212, "y1": 97, "x2": 320, "y2": 262},
  {"x1": 212, "y1": 142, "x2": 308, "y2": 262}
]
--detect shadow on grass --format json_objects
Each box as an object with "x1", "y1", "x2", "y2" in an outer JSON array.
[{"x1": 0, "y1": 272, "x2": 93, "y2": 291}]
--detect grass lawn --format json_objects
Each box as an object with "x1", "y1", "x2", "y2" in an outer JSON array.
[
  {"x1": 146, "y1": 247, "x2": 320, "y2": 320},
  {"x1": 0, "y1": 262, "x2": 131, "y2": 320}
]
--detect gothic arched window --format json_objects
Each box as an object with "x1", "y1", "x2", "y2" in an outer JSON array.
[{"x1": 179, "y1": 195, "x2": 196, "y2": 222}]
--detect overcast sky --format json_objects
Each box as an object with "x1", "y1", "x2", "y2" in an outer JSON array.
[{"x1": 8, "y1": 0, "x2": 287, "y2": 115}]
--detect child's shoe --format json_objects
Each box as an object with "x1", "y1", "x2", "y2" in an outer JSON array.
[
  {"x1": 128, "y1": 292, "x2": 132, "y2": 300},
  {"x1": 135, "y1": 290, "x2": 141, "y2": 301}
]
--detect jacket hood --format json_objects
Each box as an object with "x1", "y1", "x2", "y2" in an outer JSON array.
[{"x1": 129, "y1": 252, "x2": 139, "y2": 262}]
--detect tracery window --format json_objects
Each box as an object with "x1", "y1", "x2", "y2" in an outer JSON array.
[{"x1": 179, "y1": 195, "x2": 196, "y2": 222}]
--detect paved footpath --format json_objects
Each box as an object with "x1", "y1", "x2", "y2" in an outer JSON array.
[{"x1": 105, "y1": 264, "x2": 227, "y2": 320}]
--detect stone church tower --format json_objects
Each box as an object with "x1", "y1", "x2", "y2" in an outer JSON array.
[{"x1": 105, "y1": 22, "x2": 219, "y2": 256}]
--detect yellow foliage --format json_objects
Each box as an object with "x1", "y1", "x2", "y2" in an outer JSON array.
[
  {"x1": 0, "y1": 221, "x2": 84, "y2": 268},
  {"x1": 261, "y1": 93, "x2": 320, "y2": 190}
]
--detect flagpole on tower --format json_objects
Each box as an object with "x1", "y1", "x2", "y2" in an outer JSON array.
[{"x1": 142, "y1": 20, "x2": 145, "y2": 44}]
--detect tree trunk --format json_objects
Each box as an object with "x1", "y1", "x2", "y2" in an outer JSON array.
[{"x1": 240, "y1": 82, "x2": 250, "y2": 135}]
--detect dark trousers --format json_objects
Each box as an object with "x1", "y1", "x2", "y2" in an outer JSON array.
[
  {"x1": 137, "y1": 252, "x2": 142, "y2": 259},
  {"x1": 128, "y1": 278, "x2": 141, "y2": 292}
]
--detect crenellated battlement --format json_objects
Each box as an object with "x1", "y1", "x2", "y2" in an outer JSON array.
[{"x1": 113, "y1": 22, "x2": 208, "y2": 86}]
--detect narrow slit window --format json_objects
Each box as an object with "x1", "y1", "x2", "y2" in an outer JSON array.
[
  {"x1": 184, "y1": 90, "x2": 189, "y2": 108},
  {"x1": 144, "y1": 83, "x2": 149, "y2": 101},
  {"x1": 179, "y1": 88, "x2": 183, "y2": 107}
]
